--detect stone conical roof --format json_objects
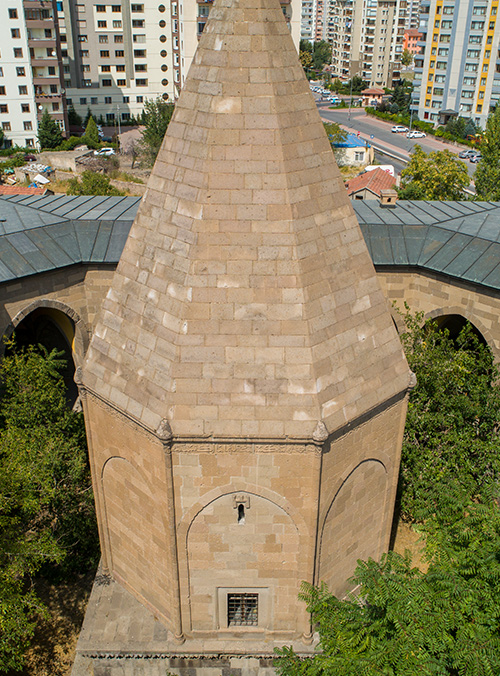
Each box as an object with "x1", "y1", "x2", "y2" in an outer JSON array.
[{"x1": 82, "y1": 0, "x2": 410, "y2": 439}]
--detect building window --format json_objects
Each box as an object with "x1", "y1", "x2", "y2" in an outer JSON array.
[
  {"x1": 0, "y1": 105, "x2": 7, "y2": 113},
  {"x1": 21, "y1": 103, "x2": 30, "y2": 112},
  {"x1": 112, "y1": 5, "x2": 121, "y2": 11},
  {"x1": 133, "y1": 34, "x2": 146, "y2": 43},
  {"x1": 102, "y1": 79, "x2": 112, "y2": 86},
  {"x1": 11, "y1": 28, "x2": 20, "y2": 38},
  {"x1": 114, "y1": 34, "x2": 123, "y2": 42},
  {"x1": 25, "y1": 138, "x2": 34, "y2": 147},
  {"x1": 76, "y1": 4, "x2": 85, "y2": 11},
  {"x1": 136, "y1": 95, "x2": 143, "y2": 102},
  {"x1": 227, "y1": 594, "x2": 258, "y2": 627},
  {"x1": 101, "y1": 64, "x2": 111, "y2": 72},
  {"x1": 96, "y1": 5, "x2": 106, "y2": 11},
  {"x1": 14, "y1": 48, "x2": 23, "y2": 58},
  {"x1": 471, "y1": 21, "x2": 484, "y2": 30},
  {"x1": 115, "y1": 50, "x2": 124, "y2": 57},
  {"x1": 78, "y1": 35, "x2": 88, "y2": 42},
  {"x1": 81, "y1": 64, "x2": 90, "y2": 71},
  {"x1": 50, "y1": 84, "x2": 58, "y2": 93},
  {"x1": 116, "y1": 64, "x2": 125, "y2": 71},
  {"x1": 121, "y1": 112, "x2": 130, "y2": 120},
  {"x1": 123, "y1": 96, "x2": 129, "y2": 102},
  {"x1": 135, "y1": 78, "x2": 147, "y2": 86},
  {"x1": 0, "y1": 68, "x2": 3, "y2": 77},
  {"x1": 99, "y1": 35, "x2": 108, "y2": 43},
  {"x1": 91, "y1": 97, "x2": 98, "y2": 104},
  {"x1": 24, "y1": 121, "x2": 33, "y2": 130},
  {"x1": 135, "y1": 64, "x2": 147, "y2": 71},
  {"x1": 158, "y1": 4, "x2": 166, "y2": 11},
  {"x1": 132, "y1": 19, "x2": 144, "y2": 26},
  {"x1": 8, "y1": 8, "x2": 18, "y2": 19},
  {"x1": 477, "y1": 104, "x2": 482, "y2": 112},
  {"x1": 80, "y1": 50, "x2": 89, "y2": 56},
  {"x1": 0, "y1": 87, "x2": 5, "y2": 96},
  {"x1": 98, "y1": 20, "x2": 107, "y2": 27},
  {"x1": 131, "y1": 3, "x2": 144, "y2": 10},
  {"x1": 113, "y1": 20, "x2": 122, "y2": 27},
  {"x1": 83, "y1": 79, "x2": 92, "y2": 86},
  {"x1": 134, "y1": 49, "x2": 146, "y2": 57},
  {"x1": 117, "y1": 79, "x2": 126, "y2": 86},
  {"x1": 18, "y1": 85, "x2": 28, "y2": 95},
  {"x1": 2, "y1": 122, "x2": 11, "y2": 131},
  {"x1": 100, "y1": 50, "x2": 110, "y2": 57},
  {"x1": 16, "y1": 67, "x2": 25, "y2": 77},
  {"x1": 472, "y1": 5, "x2": 485, "y2": 14},
  {"x1": 106, "y1": 112, "x2": 115, "y2": 121},
  {"x1": 104, "y1": 96, "x2": 112, "y2": 104},
  {"x1": 80, "y1": 97, "x2": 87, "y2": 104}
]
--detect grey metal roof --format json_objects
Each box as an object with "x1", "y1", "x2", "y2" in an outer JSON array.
[
  {"x1": 355, "y1": 200, "x2": 500, "y2": 291},
  {"x1": 0, "y1": 195, "x2": 141, "y2": 283},
  {"x1": 1, "y1": 195, "x2": 500, "y2": 292}
]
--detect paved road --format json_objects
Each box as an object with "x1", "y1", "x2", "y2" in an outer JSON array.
[{"x1": 317, "y1": 103, "x2": 477, "y2": 182}]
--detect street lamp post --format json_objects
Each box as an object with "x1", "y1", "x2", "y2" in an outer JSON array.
[{"x1": 116, "y1": 104, "x2": 121, "y2": 153}]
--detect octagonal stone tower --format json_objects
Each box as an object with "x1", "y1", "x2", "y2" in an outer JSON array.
[{"x1": 81, "y1": 0, "x2": 411, "y2": 652}]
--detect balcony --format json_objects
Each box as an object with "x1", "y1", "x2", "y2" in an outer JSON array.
[
  {"x1": 28, "y1": 37, "x2": 56, "y2": 49},
  {"x1": 25, "y1": 19, "x2": 54, "y2": 28},
  {"x1": 30, "y1": 56, "x2": 57, "y2": 66},
  {"x1": 33, "y1": 75, "x2": 60, "y2": 85}
]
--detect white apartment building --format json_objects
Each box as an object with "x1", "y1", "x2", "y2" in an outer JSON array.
[
  {"x1": 413, "y1": 0, "x2": 500, "y2": 128},
  {"x1": 0, "y1": 0, "x2": 65, "y2": 148},
  {"x1": 329, "y1": 0, "x2": 406, "y2": 87}
]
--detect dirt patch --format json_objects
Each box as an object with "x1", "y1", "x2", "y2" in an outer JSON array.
[
  {"x1": 8, "y1": 572, "x2": 94, "y2": 676},
  {"x1": 392, "y1": 520, "x2": 428, "y2": 572}
]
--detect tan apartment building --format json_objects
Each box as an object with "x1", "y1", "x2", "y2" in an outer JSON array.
[{"x1": 329, "y1": 0, "x2": 406, "y2": 87}]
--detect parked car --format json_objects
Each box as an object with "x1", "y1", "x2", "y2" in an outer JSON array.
[
  {"x1": 458, "y1": 149, "x2": 479, "y2": 159},
  {"x1": 391, "y1": 125, "x2": 409, "y2": 133},
  {"x1": 94, "y1": 147, "x2": 116, "y2": 157},
  {"x1": 406, "y1": 130, "x2": 426, "y2": 139},
  {"x1": 470, "y1": 153, "x2": 482, "y2": 163}
]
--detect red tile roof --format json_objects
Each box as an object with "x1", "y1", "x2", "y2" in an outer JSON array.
[
  {"x1": 361, "y1": 88, "x2": 385, "y2": 96},
  {"x1": 0, "y1": 185, "x2": 48, "y2": 196},
  {"x1": 345, "y1": 167, "x2": 396, "y2": 198}
]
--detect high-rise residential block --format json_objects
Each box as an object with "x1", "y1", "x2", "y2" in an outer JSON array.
[
  {"x1": 413, "y1": 0, "x2": 500, "y2": 127},
  {"x1": 0, "y1": 0, "x2": 68, "y2": 148},
  {"x1": 329, "y1": 0, "x2": 406, "y2": 87}
]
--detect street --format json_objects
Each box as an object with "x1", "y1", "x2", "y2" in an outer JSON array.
[{"x1": 317, "y1": 103, "x2": 477, "y2": 182}]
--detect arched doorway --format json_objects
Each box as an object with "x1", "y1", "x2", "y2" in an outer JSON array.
[
  {"x1": 5, "y1": 303, "x2": 88, "y2": 407},
  {"x1": 431, "y1": 313, "x2": 487, "y2": 347}
]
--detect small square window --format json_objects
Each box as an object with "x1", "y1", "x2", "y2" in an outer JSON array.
[
  {"x1": 11, "y1": 28, "x2": 20, "y2": 38},
  {"x1": 117, "y1": 79, "x2": 126, "y2": 86},
  {"x1": 0, "y1": 104, "x2": 8, "y2": 113},
  {"x1": 16, "y1": 67, "x2": 25, "y2": 77},
  {"x1": 0, "y1": 87, "x2": 5, "y2": 96},
  {"x1": 102, "y1": 79, "x2": 112, "y2": 86},
  {"x1": 99, "y1": 35, "x2": 108, "y2": 43},
  {"x1": 14, "y1": 48, "x2": 23, "y2": 58},
  {"x1": 91, "y1": 97, "x2": 98, "y2": 104},
  {"x1": 105, "y1": 96, "x2": 112, "y2": 104},
  {"x1": 112, "y1": 5, "x2": 121, "y2": 11},
  {"x1": 136, "y1": 95, "x2": 143, "y2": 102},
  {"x1": 100, "y1": 50, "x2": 110, "y2": 57},
  {"x1": 227, "y1": 593, "x2": 258, "y2": 626},
  {"x1": 23, "y1": 121, "x2": 32, "y2": 130},
  {"x1": 18, "y1": 85, "x2": 28, "y2": 95},
  {"x1": 3, "y1": 122, "x2": 12, "y2": 131},
  {"x1": 21, "y1": 103, "x2": 30, "y2": 112},
  {"x1": 98, "y1": 20, "x2": 107, "y2": 27},
  {"x1": 8, "y1": 8, "x2": 18, "y2": 19},
  {"x1": 80, "y1": 97, "x2": 87, "y2": 104},
  {"x1": 96, "y1": 4, "x2": 106, "y2": 11},
  {"x1": 114, "y1": 34, "x2": 123, "y2": 42}
]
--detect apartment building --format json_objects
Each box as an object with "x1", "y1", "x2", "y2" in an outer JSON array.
[
  {"x1": 0, "y1": 0, "x2": 67, "y2": 148},
  {"x1": 329, "y1": 0, "x2": 406, "y2": 87},
  {"x1": 413, "y1": 0, "x2": 500, "y2": 127}
]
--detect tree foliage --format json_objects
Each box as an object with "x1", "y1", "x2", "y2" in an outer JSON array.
[
  {"x1": 275, "y1": 310, "x2": 500, "y2": 676},
  {"x1": 139, "y1": 97, "x2": 174, "y2": 165},
  {"x1": 67, "y1": 170, "x2": 124, "y2": 196},
  {"x1": 37, "y1": 109, "x2": 63, "y2": 150},
  {"x1": 400, "y1": 48, "x2": 413, "y2": 67},
  {"x1": 389, "y1": 79, "x2": 412, "y2": 116},
  {"x1": 474, "y1": 104, "x2": 500, "y2": 200},
  {"x1": 398, "y1": 146, "x2": 469, "y2": 200},
  {"x1": 67, "y1": 104, "x2": 82, "y2": 128},
  {"x1": 83, "y1": 116, "x2": 100, "y2": 149},
  {"x1": 0, "y1": 345, "x2": 98, "y2": 671}
]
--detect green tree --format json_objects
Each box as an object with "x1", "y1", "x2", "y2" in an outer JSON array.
[
  {"x1": 299, "y1": 49, "x2": 313, "y2": 73},
  {"x1": 139, "y1": 97, "x2": 174, "y2": 165},
  {"x1": 347, "y1": 74, "x2": 368, "y2": 95},
  {"x1": 323, "y1": 121, "x2": 348, "y2": 165},
  {"x1": 389, "y1": 79, "x2": 413, "y2": 115},
  {"x1": 398, "y1": 146, "x2": 470, "y2": 200},
  {"x1": 474, "y1": 105, "x2": 500, "y2": 200},
  {"x1": 397, "y1": 308, "x2": 500, "y2": 522},
  {"x1": 0, "y1": 128, "x2": 4, "y2": 149},
  {"x1": 37, "y1": 109, "x2": 63, "y2": 150},
  {"x1": 67, "y1": 170, "x2": 124, "y2": 196},
  {"x1": 67, "y1": 104, "x2": 82, "y2": 127},
  {"x1": 83, "y1": 115, "x2": 100, "y2": 148},
  {"x1": 400, "y1": 47, "x2": 413, "y2": 67},
  {"x1": 0, "y1": 346, "x2": 98, "y2": 671},
  {"x1": 83, "y1": 107, "x2": 93, "y2": 127},
  {"x1": 445, "y1": 116, "x2": 467, "y2": 139},
  {"x1": 311, "y1": 40, "x2": 332, "y2": 71}
]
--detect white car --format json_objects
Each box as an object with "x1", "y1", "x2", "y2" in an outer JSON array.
[
  {"x1": 406, "y1": 130, "x2": 426, "y2": 139},
  {"x1": 391, "y1": 125, "x2": 409, "y2": 133},
  {"x1": 94, "y1": 147, "x2": 116, "y2": 157}
]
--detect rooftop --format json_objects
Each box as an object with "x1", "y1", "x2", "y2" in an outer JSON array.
[
  {"x1": 1, "y1": 195, "x2": 500, "y2": 292},
  {"x1": 345, "y1": 168, "x2": 396, "y2": 197}
]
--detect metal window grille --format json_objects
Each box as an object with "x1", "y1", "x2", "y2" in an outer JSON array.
[{"x1": 227, "y1": 593, "x2": 258, "y2": 626}]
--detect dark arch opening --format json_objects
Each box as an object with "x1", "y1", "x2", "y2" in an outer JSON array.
[
  {"x1": 431, "y1": 314, "x2": 487, "y2": 347},
  {"x1": 7, "y1": 308, "x2": 78, "y2": 406}
]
